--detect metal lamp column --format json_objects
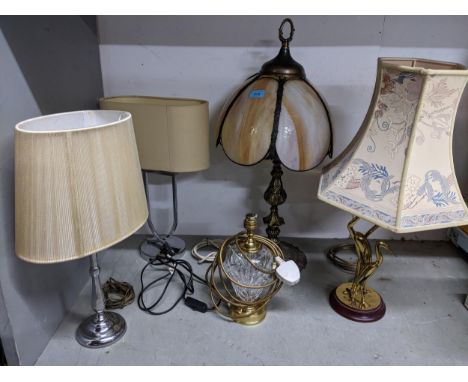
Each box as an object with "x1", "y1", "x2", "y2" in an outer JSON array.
[
  {"x1": 75, "y1": 254, "x2": 126, "y2": 348},
  {"x1": 141, "y1": 170, "x2": 185, "y2": 259},
  {"x1": 263, "y1": 158, "x2": 308, "y2": 270}
]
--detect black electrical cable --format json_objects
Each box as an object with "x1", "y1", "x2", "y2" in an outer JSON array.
[
  {"x1": 0, "y1": 338, "x2": 7, "y2": 366},
  {"x1": 137, "y1": 239, "x2": 216, "y2": 315}
]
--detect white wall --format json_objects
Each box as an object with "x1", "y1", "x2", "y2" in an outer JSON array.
[{"x1": 98, "y1": 16, "x2": 468, "y2": 240}]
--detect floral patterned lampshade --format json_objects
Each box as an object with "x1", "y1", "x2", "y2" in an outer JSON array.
[{"x1": 318, "y1": 57, "x2": 468, "y2": 233}]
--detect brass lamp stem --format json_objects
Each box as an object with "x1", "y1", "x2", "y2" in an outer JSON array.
[
  {"x1": 346, "y1": 217, "x2": 386, "y2": 308},
  {"x1": 239, "y1": 213, "x2": 262, "y2": 253},
  {"x1": 329, "y1": 216, "x2": 390, "y2": 320},
  {"x1": 328, "y1": 219, "x2": 380, "y2": 272},
  {"x1": 263, "y1": 159, "x2": 287, "y2": 242}
]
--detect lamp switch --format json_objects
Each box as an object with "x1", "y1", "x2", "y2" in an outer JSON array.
[{"x1": 184, "y1": 297, "x2": 209, "y2": 313}]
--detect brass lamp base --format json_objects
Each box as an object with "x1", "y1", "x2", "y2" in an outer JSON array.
[
  {"x1": 328, "y1": 216, "x2": 389, "y2": 323},
  {"x1": 229, "y1": 305, "x2": 267, "y2": 325},
  {"x1": 330, "y1": 282, "x2": 386, "y2": 323},
  {"x1": 278, "y1": 241, "x2": 307, "y2": 271}
]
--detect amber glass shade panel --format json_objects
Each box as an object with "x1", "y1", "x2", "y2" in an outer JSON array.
[
  {"x1": 277, "y1": 80, "x2": 331, "y2": 171},
  {"x1": 220, "y1": 77, "x2": 278, "y2": 165}
]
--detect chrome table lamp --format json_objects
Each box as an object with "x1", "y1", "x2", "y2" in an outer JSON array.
[
  {"x1": 318, "y1": 58, "x2": 468, "y2": 322},
  {"x1": 216, "y1": 18, "x2": 333, "y2": 270},
  {"x1": 15, "y1": 110, "x2": 148, "y2": 347},
  {"x1": 100, "y1": 96, "x2": 209, "y2": 258}
]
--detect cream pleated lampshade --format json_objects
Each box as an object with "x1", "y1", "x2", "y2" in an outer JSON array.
[
  {"x1": 15, "y1": 110, "x2": 149, "y2": 263},
  {"x1": 99, "y1": 96, "x2": 210, "y2": 173}
]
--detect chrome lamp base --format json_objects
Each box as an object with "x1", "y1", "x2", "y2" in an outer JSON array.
[
  {"x1": 76, "y1": 311, "x2": 126, "y2": 348},
  {"x1": 140, "y1": 235, "x2": 186, "y2": 261},
  {"x1": 146, "y1": 235, "x2": 186, "y2": 255},
  {"x1": 156, "y1": 235, "x2": 186, "y2": 253},
  {"x1": 76, "y1": 253, "x2": 127, "y2": 348}
]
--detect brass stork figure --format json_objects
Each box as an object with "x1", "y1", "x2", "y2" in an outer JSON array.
[
  {"x1": 346, "y1": 216, "x2": 389, "y2": 308},
  {"x1": 328, "y1": 215, "x2": 391, "y2": 322}
]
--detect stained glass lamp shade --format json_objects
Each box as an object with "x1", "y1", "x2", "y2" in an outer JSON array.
[
  {"x1": 318, "y1": 57, "x2": 468, "y2": 322},
  {"x1": 218, "y1": 73, "x2": 332, "y2": 171},
  {"x1": 216, "y1": 18, "x2": 333, "y2": 270}
]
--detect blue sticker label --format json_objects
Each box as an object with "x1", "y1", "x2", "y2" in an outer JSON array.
[{"x1": 249, "y1": 90, "x2": 265, "y2": 99}]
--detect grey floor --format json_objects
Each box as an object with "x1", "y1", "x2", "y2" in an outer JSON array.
[{"x1": 36, "y1": 236, "x2": 468, "y2": 365}]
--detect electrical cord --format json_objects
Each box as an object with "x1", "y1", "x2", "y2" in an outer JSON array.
[
  {"x1": 140, "y1": 231, "x2": 178, "y2": 260},
  {"x1": 137, "y1": 239, "x2": 216, "y2": 315},
  {"x1": 190, "y1": 238, "x2": 224, "y2": 263},
  {"x1": 102, "y1": 277, "x2": 135, "y2": 309},
  {"x1": 0, "y1": 338, "x2": 7, "y2": 366}
]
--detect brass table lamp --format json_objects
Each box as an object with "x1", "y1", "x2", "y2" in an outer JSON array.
[
  {"x1": 15, "y1": 110, "x2": 148, "y2": 347},
  {"x1": 216, "y1": 18, "x2": 333, "y2": 270},
  {"x1": 100, "y1": 96, "x2": 209, "y2": 258},
  {"x1": 318, "y1": 58, "x2": 468, "y2": 322},
  {"x1": 206, "y1": 213, "x2": 289, "y2": 325}
]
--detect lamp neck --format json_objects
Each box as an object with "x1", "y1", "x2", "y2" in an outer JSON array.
[
  {"x1": 89, "y1": 254, "x2": 105, "y2": 317},
  {"x1": 239, "y1": 214, "x2": 262, "y2": 253}
]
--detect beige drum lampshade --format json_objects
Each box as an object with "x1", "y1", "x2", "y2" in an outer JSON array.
[
  {"x1": 15, "y1": 110, "x2": 149, "y2": 263},
  {"x1": 318, "y1": 58, "x2": 468, "y2": 233},
  {"x1": 99, "y1": 96, "x2": 210, "y2": 173}
]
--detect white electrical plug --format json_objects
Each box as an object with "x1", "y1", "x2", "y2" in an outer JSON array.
[{"x1": 275, "y1": 256, "x2": 300, "y2": 286}]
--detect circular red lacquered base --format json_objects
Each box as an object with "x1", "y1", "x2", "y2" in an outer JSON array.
[{"x1": 329, "y1": 287, "x2": 386, "y2": 323}]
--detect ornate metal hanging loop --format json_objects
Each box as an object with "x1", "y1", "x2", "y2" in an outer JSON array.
[{"x1": 279, "y1": 18, "x2": 295, "y2": 45}]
